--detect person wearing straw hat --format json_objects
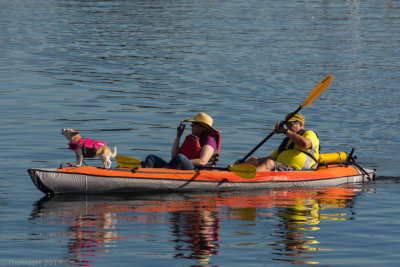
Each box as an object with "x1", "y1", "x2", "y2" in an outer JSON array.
[
  {"x1": 143, "y1": 112, "x2": 221, "y2": 170},
  {"x1": 241, "y1": 112, "x2": 319, "y2": 172}
]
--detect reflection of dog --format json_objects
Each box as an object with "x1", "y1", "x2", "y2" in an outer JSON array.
[{"x1": 62, "y1": 128, "x2": 117, "y2": 168}]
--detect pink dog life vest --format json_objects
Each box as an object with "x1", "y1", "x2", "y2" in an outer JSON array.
[{"x1": 69, "y1": 138, "x2": 106, "y2": 158}]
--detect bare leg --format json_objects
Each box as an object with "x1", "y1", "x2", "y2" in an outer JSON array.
[
  {"x1": 76, "y1": 155, "x2": 83, "y2": 167},
  {"x1": 256, "y1": 157, "x2": 275, "y2": 172},
  {"x1": 239, "y1": 157, "x2": 260, "y2": 166}
]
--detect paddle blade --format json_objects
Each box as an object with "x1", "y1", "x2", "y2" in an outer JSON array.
[
  {"x1": 228, "y1": 164, "x2": 257, "y2": 179},
  {"x1": 115, "y1": 155, "x2": 142, "y2": 168},
  {"x1": 301, "y1": 74, "x2": 333, "y2": 108}
]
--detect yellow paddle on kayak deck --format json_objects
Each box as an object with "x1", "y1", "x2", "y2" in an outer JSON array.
[
  {"x1": 225, "y1": 164, "x2": 257, "y2": 179},
  {"x1": 115, "y1": 155, "x2": 256, "y2": 179},
  {"x1": 199, "y1": 164, "x2": 256, "y2": 179},
  {"x1": 115, "y1": 155, "x2": 142, "y2": 168}
]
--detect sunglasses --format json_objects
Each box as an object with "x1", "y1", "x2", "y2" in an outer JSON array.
[{"x1": 285, "y1": 121, "x2": 300, "y2": 126}]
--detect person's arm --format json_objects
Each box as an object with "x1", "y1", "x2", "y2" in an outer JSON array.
[
  {"x1": 274, "y1": 122, "x2": 312, "y2": 149},
  {"x1": 285, "y1": 130, "x2": 312, "y2": 149},
  {"x1": 190, "y1": 145, "x2": 215, "y2": 166},
  {"x1": 171, "y1": 121, "x2": 185, "y2": 157},
  {"x1": 171, "y1": 136, "x2": 181, "y2": 158}
]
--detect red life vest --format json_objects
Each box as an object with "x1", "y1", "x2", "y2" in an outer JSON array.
[{"x1": 178, "y1": 132, "x2": 221, "y2": 166}]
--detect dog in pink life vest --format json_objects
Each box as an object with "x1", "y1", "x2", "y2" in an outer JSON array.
[{"x1": 62, "y1": 128, "x2": 117, "y2": 168}]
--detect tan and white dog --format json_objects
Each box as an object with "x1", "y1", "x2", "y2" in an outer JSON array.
[{"x1": 62, "y1": 128, "x2": 117, "y2": 168}]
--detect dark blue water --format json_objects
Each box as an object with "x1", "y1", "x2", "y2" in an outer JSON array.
[{"x1": 1, "y1": 0, "x2": 399, "y2": 266}]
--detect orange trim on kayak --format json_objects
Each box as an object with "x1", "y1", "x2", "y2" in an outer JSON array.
[
  {"x1": 253, "y1": 165, "x2": 360, "y2": 182},
  {"x1": 57, "y1": 164, "x2": 360, "y2": 183},
  {"x1": 58, "y1": 166, "x2": 238, "y2": 181}
]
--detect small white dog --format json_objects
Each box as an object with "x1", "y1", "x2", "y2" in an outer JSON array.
[{"x1": 62, "y1": 128, "x2": 117, "y2": 168}]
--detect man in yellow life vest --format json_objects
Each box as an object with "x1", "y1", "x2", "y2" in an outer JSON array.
[{"x1": 242, "y1": 113, "x2": 319, "y2": 172}]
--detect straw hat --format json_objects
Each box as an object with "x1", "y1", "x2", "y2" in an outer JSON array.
[{"x1": 184, "y1": 112, "x2": 219, "y2": 132}]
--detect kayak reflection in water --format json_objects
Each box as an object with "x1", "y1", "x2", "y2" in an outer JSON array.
[
  {"x1": 240, "y1": 113, "x2": 320, "y2": 172},
  {"x1": 143, "y1": 112, "x2": 221, "y2": 170},
  {"x1": 29, "y1": 186, "x2": 359, "y2": 265}
]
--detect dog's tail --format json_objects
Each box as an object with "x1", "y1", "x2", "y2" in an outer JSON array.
[{"x1": 111, "y1": 146, "x2": 117, "y2": 158}]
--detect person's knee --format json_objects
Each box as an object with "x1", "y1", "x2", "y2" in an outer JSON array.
[
  {"x1": 143, "y1": 154, "x2": 157, "y2": 168},
  {"x1": 173, "y1": 154, "x2": 186, "y2": 161},
  {"x1": 257, "y1": 158, "x2": 274, "y2": 172},
  {"x1": 144, "y1": 154, "x2": 156, "y2": 161},
  {"x1": 240, "y1": 157, "x2": 260, "y2": 166},
  {"x1": 170, "y1": 154, "x2": 194, "y2": 170}
]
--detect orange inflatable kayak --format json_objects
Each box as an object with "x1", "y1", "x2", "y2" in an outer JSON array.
[{"x1": 28, "y1": 163, "x2": 375, "y2": 195}]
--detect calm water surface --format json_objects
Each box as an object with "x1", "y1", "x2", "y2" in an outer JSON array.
[{"x1": 1, "y1": 0, "x2": 400, "y2": 266}]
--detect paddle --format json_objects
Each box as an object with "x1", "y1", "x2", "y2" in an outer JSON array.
[
  {"x1": 239, "y1": 74, "x2": 333, "y2": 163},
  {"x1": 200, "y1": 164, "x2": 256, "y2": 179},
  {"x1": 115, "y1": 155, "x2": 256, "y2": 179},
  {"x1": 115, "y1": 155, "x2": 142, "y2": 168}
]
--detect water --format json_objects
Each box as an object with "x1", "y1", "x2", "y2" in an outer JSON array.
[{"x1": 1, "y1": 0, "x2": 399, "y2": 265}]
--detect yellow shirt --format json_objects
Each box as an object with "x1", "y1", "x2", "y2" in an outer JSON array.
[{"x1": 269, "y1": 130, "x2": 320, "y2": 170}]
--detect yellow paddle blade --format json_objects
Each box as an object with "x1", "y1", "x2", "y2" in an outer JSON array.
[
  {"x1": 301, "y1": 74, "x2": 333, "y2": 108},
  {"x1": 115, "y1": 155, "x2": 142, "y2": 168},
  {"x1": 228, "y1": 164, "x2": 257, "y2": 179}
]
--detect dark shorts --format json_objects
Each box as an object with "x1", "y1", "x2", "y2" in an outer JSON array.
[{"x1": 273, "y1": 161, "x2": 299, "y2": 171}]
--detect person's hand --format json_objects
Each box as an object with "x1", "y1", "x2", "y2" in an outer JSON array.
[
  {"x1": 177, "y1": 121, "x2": 186, "y2": 137},
  {"x1": 274, "y1": 122, "x2": 287, "y2": 134}
]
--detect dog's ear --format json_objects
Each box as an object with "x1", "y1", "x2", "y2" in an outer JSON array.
[{"x1": 71, "y1": 130, "x2": 80, "y2": 136}]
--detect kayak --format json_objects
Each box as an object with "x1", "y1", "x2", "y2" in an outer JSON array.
[{"x1": 28, "y1": 162, "x2": 375, "y2": 195}]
